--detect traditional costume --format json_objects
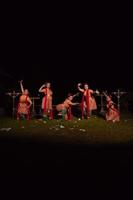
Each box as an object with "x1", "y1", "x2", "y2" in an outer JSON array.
[
  {"x1": 56, "y1": 94, "x2": 78, "y2": 120},
  {"x1": 17, "y1": 81, "x2": 32, "y2": 120},
  {"x1": 39, "y1": 83, "x2": 53, "y2": 119},
  {"x1": 17, "y1": 95, "x2": 32, "y2": 120},
  {"x1": 105, "y1": 96, "x2": 120, "y2": 122},
  {"x1": 78, "y1": 83, "x2": 97, "y2": 119}
]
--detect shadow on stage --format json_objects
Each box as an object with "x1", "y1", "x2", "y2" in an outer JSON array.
[
  {"x1": 0, "y1": 132, "x2": 133, "y2": 197},
  {"x1": 0, "y1": 132, "x2": 133, "y2": 179}
]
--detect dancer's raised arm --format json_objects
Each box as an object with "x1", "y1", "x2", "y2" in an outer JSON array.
[
  {"x1": 39, "y1": 84, "x2": 46, "y2": 93},
  {"x1": 19, "y1": 80, "x2": 24, "y2": 94},
  {"x1": 77, "y1": 83, "x2": 84, "y2": 93}
]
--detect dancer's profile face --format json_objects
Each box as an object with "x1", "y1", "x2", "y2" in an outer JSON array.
[
  {"x1": 68, "y1": 96, "x2": 73, "y2": 101},
  {"x1": 24, "y1": 89, "x2": 29, "y2": 95},
  {"x1": 46, "y1": 83, "x2": 51, "y2": 88},
  {"x1": 84, "y1": 84, "x2": 89, "y2": 90}
]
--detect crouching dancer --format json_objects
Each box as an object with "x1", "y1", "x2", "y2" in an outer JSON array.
[
  {"x1": 56, "y1": 93, "x2": 79, "y2": 120},
  {"x1": 104, "y1": 92, "x2": 120, "y2": 123}
]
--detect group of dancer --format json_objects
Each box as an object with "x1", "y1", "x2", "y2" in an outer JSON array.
[{"x1": 17, "y1": 81, "x2": 120, "y2": 122}]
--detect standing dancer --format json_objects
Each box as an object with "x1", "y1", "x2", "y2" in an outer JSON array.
[
  {"x1": 56, "y1": 93, "x2": 79, "y2": 120},
  {"x1": 78, "y1": 83, "x2": 98, "y2": 119},
  {"x1": 104, "y1": 93, "x2": 120, "y2": 122},
  {"x1": 17, "y1": 80, "x2": 32, "y2": 120},
  {"x1": 39, "y1": 82, "x2": 53, "y2": 119}
]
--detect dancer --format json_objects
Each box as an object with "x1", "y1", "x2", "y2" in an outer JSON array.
[
  {"x1": 77, "y1": 83, "x2": 98, "y2": 119},
  {"x1": 56, "y1": 93, "x2": 79, "y2": 120},
  {"x1": 104, "y1": 93, "x2": 120, "y2": 122},
  {"x1": 17, "y1": 80, "x2": 32, "y2": 120},
  {"x1": 39, "y1": 82, "x2": 53, "y2": 119}
]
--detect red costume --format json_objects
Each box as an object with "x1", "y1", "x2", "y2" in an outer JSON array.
[
  {"x1": 106, "y1": 96, "x2": 120, "y2": 122},
  {"x1": 17, "y1": 95, "x2": 31, "y2": 120}
]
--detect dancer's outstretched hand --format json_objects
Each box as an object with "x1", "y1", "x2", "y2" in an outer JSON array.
[
  {"x1": 78, "y1": 83, "x2": 81, "y2": 87},
  {"x1": 19, "y1": 80, "x2": 23, "y2": 83},
  {"x1": 95, "y1": 89, "x2": 100, "y2": 94}
]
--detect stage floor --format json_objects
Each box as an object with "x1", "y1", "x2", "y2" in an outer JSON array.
[
  {"x1": 0, "y1": 114, "x2": 133, "y2": 197},
  {"x1": 0, "y1": 113, "x2": 133, "y2": 144}
]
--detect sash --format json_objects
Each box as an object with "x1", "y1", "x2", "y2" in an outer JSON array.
[
  {"x1": 82, "y1": 89, "x2": 90, "y2": 117},
  {"x1": 43, "y1": 88, "x2": 47, "y2": 113}
]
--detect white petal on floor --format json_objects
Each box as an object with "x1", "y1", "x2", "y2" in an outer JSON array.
[
  {"x1": 60, "y1": 125, "x2": 65, "y2": 129},
  {"x1": 79, "y1": 129, "x2": 86, "y2": 132},
  {"x1": 0, "y1": 128, "x2": 12, "y2": 132},
  {"x1": 21, "y1": 126, "x2": 25, "y2": 129}
]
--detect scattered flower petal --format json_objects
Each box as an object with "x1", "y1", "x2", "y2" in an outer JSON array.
[
  {"x1": 0, "y1": 128, "x2": 12, "y2": 132},
  {"x1": 60, "y1": 125, "x2": 65, "y2": 129},
  {"x1": 38, "y1": 119, "x2": 43, "y2": 121},
  {"x1": 79, "y1": 129, "x2": 86, "y2": 132}
]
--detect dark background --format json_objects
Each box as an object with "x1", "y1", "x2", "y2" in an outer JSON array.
[
  {"x1": 0, "y1": 51, "x2": 132, "y2": 99},
  {"x1": 0, "y1": 13, "x2": 132, "y2": 112},
  {"x1": 1, "y1": 9, "x2": 132, "y2": 98}
]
